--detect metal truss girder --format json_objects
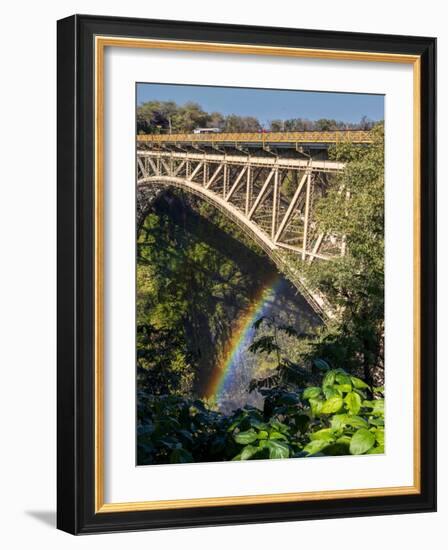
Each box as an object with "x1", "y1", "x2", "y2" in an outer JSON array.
[{"x1": 137, "y1": 149, "x2": 346, "y2": 273}]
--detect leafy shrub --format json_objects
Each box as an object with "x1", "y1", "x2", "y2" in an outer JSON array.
[
  {"x1": 300, "y1": 369, "x2": 384, "y2": 456},
  {"x1": 137, "y1": 367, "x2": 384, "y2": 465}
]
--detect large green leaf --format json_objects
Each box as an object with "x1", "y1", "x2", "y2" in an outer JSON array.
[
  {"x1": 375, "y1": 427, "x2": 385, "y2": 445},
  {"x1": 321, "y1": 395, "x2": 343, "y2": 414},
  {"x1": 270, "y1": 419, "x2": 290, "y2": 433},
  {"x1": 350, "y1": 376, "x2": 370, "y2": 390},
  {"x1": 234, "y1": 429, "x2": 258, "y2": 445},
  {"x1": 367, "y1": 444, "x2": 385, "y2": 454},
  {"x1": 250, "y1": 418, "x2": 269, "y2": 431},
  {"x1": 323, "y1": 385, "x2": 341, "y2": 399},
  {"x1": 335, "y1": 372, "x2": 352, "y2": 386},
  {"x1": 335, "y1": 383, "x2": 352, "y2": 394},
  {"x1": 269, "y1": 431, "x2": 288, "y2": 441},
  {"x1": 322, "y1": 370, "x2": 337, "y2": 388},
  {"x1": 266, "y1": 440, "x2": 290, "y2": 459},
  {"x1": 345, "y1": 391, "x2": 362, "y2": 415},
  {"x1": 330, "y1": 414, "x2": 348, "y2": 430},
  {"x1": 371, "y1": 399, "x2": 385, "y2": 416},
  {"x1": 302, "y1": 386, "x2": 321, "y2": 400},
  {"x1": 304, "y1": 439, "x2": 330, "y2": 456},
  {"x1": 240, "y1": 444, "x2": 259, "y2": 460},
  {"x1": 310, "y1": 428, "x2": 336, "y2": 442},
  {"x1": 345, "y1": 415, "x2": 368, "y2": 429},
  {"x1": 309, "y1": 398, "x2": 323, "y2": 416},
  {"x1": 349, "y1": 428, "x2": 375, "y2": 455}
]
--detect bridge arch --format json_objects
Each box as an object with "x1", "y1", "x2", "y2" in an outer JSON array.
[
  {"x1": 138, "y1": 175, "x2": 278, "y2": 258},
  {"x1": 137, "y1": 174, "x2": 335, "y2": 319}
]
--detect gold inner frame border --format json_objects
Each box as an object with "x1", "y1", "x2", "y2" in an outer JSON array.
[{"x1": 94, "y1": 35, "x2": 421, "y2": 513}]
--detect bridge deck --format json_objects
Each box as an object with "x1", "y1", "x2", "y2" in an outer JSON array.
[
  {"x1": 138, "y1": 150, "x2": 344, "y2": 172},
  {"x1": 137, "y1": 130, "x2": 373, "y2": 145}
]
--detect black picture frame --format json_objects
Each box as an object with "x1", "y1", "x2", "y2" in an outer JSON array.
[{"x1": 57, "y1": 14, "x2": 436, "y2": 535}]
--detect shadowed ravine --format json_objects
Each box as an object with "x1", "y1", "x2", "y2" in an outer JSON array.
[{"x1": 137, "y1": 189, "x2": 322, "y2": 412}]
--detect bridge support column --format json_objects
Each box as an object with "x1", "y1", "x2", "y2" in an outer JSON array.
[
  {"x1": 203, "y1": 162, "x2": 208, "y2": 186},
  {"x1": 271, "y1": 168, "x2": 279, "y2": 239},
  {"x1": 245, "y1": 165, "x2": 251, "y2": 216},
  {"x1": 223, "y1": 162, "x2": 228, "y2": 198},
  {"x1": 302, "y1": 173, "x2": 312, "y2": 260}
]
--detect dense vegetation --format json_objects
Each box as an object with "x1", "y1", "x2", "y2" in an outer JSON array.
[
  {"x1": 136, "y1": 107, "x2": 385, "y2": 465},
  {"x1": 295, "y1": 123, "x2": 385, "y2": 387},
  {"x1": 138, "y1": 359, "x2": 384, "y2": 464},
  {"x1": 137, "y1": 99, "x2": 376, "y2": 134},
  {"x1": 137, "y1": 194, "x2": 286, "y2": 399}
]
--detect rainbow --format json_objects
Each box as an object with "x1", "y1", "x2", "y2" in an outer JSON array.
[{"x1": 206, "y1": 273, "x2": 283, "y2": 402}]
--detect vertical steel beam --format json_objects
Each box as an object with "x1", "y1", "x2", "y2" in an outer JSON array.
[
  {"x1": 245, "y1": 164, "x2": 251, "y2": 216},
  {"x1": 302, "y1": 173, "x2": 312, "y2": 260},
  {"x1": 271, "y1": 168, "x2": 279, "y2": 239},
  {"x1": 223, "y1": 162, "x2": 228, "y2": 198},
  {"x1": 203, "y1": 161, "x2": 207, "y2": 187}
]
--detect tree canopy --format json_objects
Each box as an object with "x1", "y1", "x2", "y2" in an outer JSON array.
[
  {"x1": 137, "y1": 100, "x2": 377, "y2": 134},
  {"x1": 295, "y1": 123, "x2": 385, "y2": 386}
]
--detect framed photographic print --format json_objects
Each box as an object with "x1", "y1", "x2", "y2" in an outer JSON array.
[{"x1": 57, "y1": 14, "x2": 436, "y2": 534}]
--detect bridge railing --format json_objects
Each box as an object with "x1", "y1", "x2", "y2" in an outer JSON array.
[{"x1": 137, "y1": 130, "x2": 373, "y2": 145}]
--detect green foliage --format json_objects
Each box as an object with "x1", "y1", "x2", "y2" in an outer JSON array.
[
  {"x1": 137, "y1": 394, "x2": 238, "y2": 464},
  {"x1": 137, "y1": 99, "x2": 377, "y2": 135},
  {"x1": 137, "y1": 100, "x2": 262, "y2": 134},
  {"x1": 248, "y1": 316, "x2": 313, "y2": 392},
  {"x1": 300, "y1": 369, "x2": 385, "y2": 457},
  {"x1": 136, "y1": 193, "x2": 274, "y2": 397},
  {"x1": 295, "y1": 124, "x2": 385, "y2": 387},
  {"x1": 138, "y1": 366, "x2": 384, "y2": 464}
]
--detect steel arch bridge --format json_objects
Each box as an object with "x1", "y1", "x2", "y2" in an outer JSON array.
[
  {"x1": 136, "y1": 131, "x2": 366, "y2": 316},
  {"x1": 137, "y1": 150, "x2": 346, "y2": 262}
]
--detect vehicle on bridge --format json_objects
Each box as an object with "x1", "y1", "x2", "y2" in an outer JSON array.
[{"x1": 193, "y1": 127, "x2": 221, "y2": 134}]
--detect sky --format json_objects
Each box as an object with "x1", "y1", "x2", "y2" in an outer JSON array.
[{"x1": 136, "y1": 83, "x2": 384, "y2": 125}]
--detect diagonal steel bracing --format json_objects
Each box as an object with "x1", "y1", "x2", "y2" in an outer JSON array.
[{"x1": 136, "y1": 149, "x2": 346, "y2": 270}]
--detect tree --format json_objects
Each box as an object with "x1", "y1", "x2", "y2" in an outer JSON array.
[
  {"x1": 208, "y1": 111, "x2": 225, "y2": 130},
  {"x1": 314, "y1": 118, "x2": 338, "y2": 131},
  {"x1": 176, "y1": 102, "x2": 210, "y2": 132},
  {"x1": 299, "y1": 123, "x2": 385, "y2": 386},
  {"x1": 223, "y1": 114, "x2": 262, "y2": 132},
  {"x1": 269, "y1": 119, "x2": 284, "y2": 132},
  {"x1": 137, "y1": 100, "x2": 178, "y2": 133}
]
